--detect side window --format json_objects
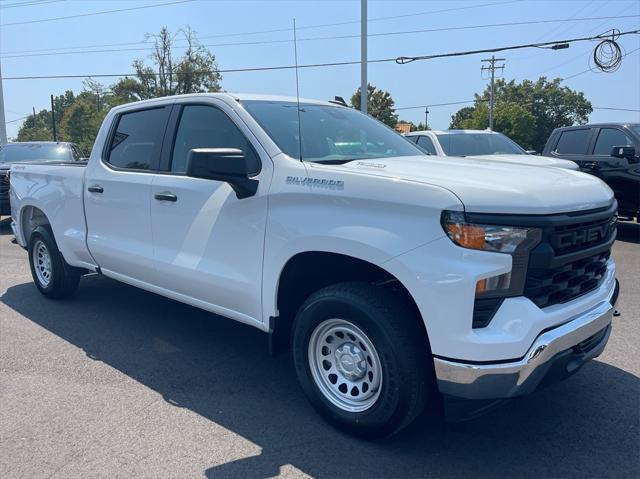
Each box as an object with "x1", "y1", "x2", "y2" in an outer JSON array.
[
  {"x1": 593, "y1": 128, "x2": 633, "y2": 156},
  {"x1": 171, "y1": 105, "x2": 260, "y2": 175},
  {"x1": 416, "y1": 135, "x2": 437, "y2": 155},
  {"x1": 554, "y1": 129, "x2": 590, "y2": 155},
  {"x1": 107, "y1": 107, "x2": 169, "y2": 170}
]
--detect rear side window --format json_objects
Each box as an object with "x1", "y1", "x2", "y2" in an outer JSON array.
[
  {"x1": 554, "y1": 129, "x2": 590, "y2": 154},
  {"x1": 416, "y1": 135, "x2": 437, "y2": 155},
  {"x1": 593, "y1": 128, "x2": 634, "y2": 155},
  {"x1": 170, "y1": 105, "x2": 260, "y2": 175},
  {"x1": 107, "y1": 107, "x2": 169, "y2": 170}
]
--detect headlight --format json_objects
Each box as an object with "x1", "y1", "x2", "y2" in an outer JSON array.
[
  {"x1": 441, "y1": 211, "x2": 533, "y2": 253},
  {"x1": 441, "y1": 210, "x2": 542, "y2": 298}
]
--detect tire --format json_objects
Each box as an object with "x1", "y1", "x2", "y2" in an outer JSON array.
[
  {"x1": 292, "y1": 281, "x2": 435, "y2": 438},
  {"x1": 28, "y1": 225, "x2": 81, "y2": 299}
]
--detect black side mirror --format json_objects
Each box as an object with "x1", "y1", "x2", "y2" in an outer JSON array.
[
  {"x1": 187, "y1": 148, "x2": 259, "y2": 199},
  {"x1": 610, "y1": 145, "x2": 635, "y2": 159}
]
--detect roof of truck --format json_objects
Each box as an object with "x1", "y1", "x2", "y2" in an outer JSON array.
[
  {"x1": 109, "y1": 92, "x2": 338, "y2": 113},
  {"x1": 405, "y1": 129, "x2": 498, "y2": 136}
]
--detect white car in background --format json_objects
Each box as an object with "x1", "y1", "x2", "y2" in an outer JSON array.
[{"x1": 405, "y1": 129, "x2": 579, "y2": 170}]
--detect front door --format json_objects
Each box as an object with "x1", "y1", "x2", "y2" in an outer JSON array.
[{"x1": 150, "y1": 102, "x2": 271, "y2": 325}]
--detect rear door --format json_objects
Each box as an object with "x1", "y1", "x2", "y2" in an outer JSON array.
[
  {"x1": 149, "y1": 100, "x2": 271, "y2": 324},
  {"x1": 84, "y1": 105, "x2": 171, "y2": 283}
]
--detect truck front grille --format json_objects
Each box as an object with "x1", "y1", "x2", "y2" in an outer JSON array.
[{"x1": 524, "y1": 250, "x2": 610, "y2": 308}]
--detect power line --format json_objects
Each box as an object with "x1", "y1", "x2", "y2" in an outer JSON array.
[
  {"x1": 396, "y1": 100, "x2": 483, "y2": 111},
  {"x1": 4, "y1": 29, "x2": 639, "y2": 81},
  {"x1": 0, "y1": 0, "x2": 195, "y2": 27},
  {"x1": 0, "y1": 0, "x2": 524, "y2": 55},
  {"x1": 396, "y1": 28, "x2": 640, "y2": 64},
  {"x1": 593, "y1": 107, "x2": 640, "y2": 112},
  {"x1": 5, "y1": 115, "x2": 30, "y2": 124},
  {"x1": 3, "y1": 14, "x2": 638, "y2": 60},
  {"x1": 0, "y1": 0, "x2": 64, "y2": 9}
]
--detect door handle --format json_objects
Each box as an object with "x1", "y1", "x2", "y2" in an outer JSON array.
[
  {"x1": 88, "y1": 185, "x2": 104, "y2": 193},
  {"x1": 154, "y1": 192, "x2": 178, "y2": 202}
]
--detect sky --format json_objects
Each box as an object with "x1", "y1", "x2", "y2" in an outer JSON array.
[{"x1": 1, "y1": 0, "x2": 639, "y2": 140}]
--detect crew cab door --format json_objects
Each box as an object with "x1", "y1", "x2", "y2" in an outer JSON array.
[
  {"x1": 84, "y1": 105, "x2": 171, "y2": 283},
  {"x1": 149, "y1": 101, "x2": 271, "y2": 325}
]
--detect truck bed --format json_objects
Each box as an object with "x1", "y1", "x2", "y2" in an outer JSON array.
[{"x1": 10, "y1": 162, "x2": 96, "y2": 270}]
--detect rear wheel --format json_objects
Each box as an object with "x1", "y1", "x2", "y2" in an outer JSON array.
[
  {"x1": 292, "y1": 282, "x2": 435, "y2": 438},
  {"x1": 28, "y1": 226, "x2": 81, "y2": 299}
]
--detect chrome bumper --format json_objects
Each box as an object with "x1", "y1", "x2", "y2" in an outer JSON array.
[{"x1": 434, "y1": 290, "x2": 617, "y2": 400}]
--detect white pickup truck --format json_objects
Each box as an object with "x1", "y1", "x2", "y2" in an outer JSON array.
[
  {"x1": 405, "y1": 129, "x2": 580, "y2": 169},
  {"x1": 9, "y1": 93, "x2": 619, "y2": 438}
]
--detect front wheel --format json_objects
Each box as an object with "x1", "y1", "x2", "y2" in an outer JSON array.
[
  {"x1": 292, "y1": 282, "x2": 435, "y2": 438},
  {"x1": 28, "y1": 225, "x2": 81, "y2": 299}
]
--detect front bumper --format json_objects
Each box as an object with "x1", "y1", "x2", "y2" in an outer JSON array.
[{"x1": 434, "y1": 280, "x2": 618, "y2": 400}]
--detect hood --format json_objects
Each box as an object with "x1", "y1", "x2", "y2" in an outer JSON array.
[
  {"x1": 465, "y1": 154, "x2": 579, "y2": 170},
  {"x1": 339, "y1": 156, "x2": 613, "y2": 215}
]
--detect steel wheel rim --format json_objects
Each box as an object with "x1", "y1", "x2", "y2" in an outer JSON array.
[
  {"x1": 32, "y1": 240, "x2": 52, "y2": 287},
  {"x1": 308, "y1": 318, "x2": 383, "y2": 413}
]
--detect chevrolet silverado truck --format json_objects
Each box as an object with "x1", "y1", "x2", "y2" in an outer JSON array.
[{"x1": 9, "y1": 94, "x2": 619, "y2": 438}]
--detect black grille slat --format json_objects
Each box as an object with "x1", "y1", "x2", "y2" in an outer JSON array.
[{"x1": 525, "y1": 250, "x2": 610, "y2": 308}]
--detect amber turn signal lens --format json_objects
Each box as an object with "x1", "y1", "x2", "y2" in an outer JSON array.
[{"x1": 445, "y1": 224, "x2": 486, "y2": 249}]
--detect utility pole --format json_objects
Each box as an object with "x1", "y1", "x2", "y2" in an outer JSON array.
[
  {"x1": 360, "y1": 0, "x2": 367, "y2": 114},
  {"x1": 50, "y1": 94, "x2": 57, "y2": 141},
  {"x1": 424, "y1": 106, "x2": 429, "y2": 128},
  {"x1": 0, "y1": 62, "x2": 7, "y2": 145},
  {"x1": 480, "y1": 55, "x2": 505, "y2": 130}
]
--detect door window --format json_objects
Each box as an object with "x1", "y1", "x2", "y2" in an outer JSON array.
[
  {"x1": 106, "y1": 107, "x2": 169, "y2": 170},
  {"x1": 593, "y1": 128, "x2": 633, "y2": 155},
  {"x1": 170, "y1": 105, "x2": 260, "y2": 174},
  {"x1": 416, "y1": 135, "x2": 437, "y2": 155},
  {"x1": 554, "y1": 129, "x2": 590, "y2": 154}
]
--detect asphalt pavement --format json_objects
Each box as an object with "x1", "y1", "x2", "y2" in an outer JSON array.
[{"x1": 1, "y1": 216, "x2": 638, "y2": 479}]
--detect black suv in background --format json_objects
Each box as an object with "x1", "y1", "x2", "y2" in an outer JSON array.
[
  {"x1": 543, "y1": 123, "x2": 640, "y2": 220},
  {"x1": 0, "y1": 141, "x2": 86, "y2": 216}
]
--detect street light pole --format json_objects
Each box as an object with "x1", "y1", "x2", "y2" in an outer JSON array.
[{"x1": 360, "y1": 0, "x2": 367, "y2": 114}]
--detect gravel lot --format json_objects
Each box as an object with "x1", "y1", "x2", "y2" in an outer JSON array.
[{"x1": 1, "y1": 217, "x2": 638, "y2": 479}]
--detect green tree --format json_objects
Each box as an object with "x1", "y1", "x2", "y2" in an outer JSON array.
[
  {"x1": 350, "y1": 84, "x2": 399, "y2": 127},
  {"x1": 120, "y1": 26, "x2": 222, "y2": 100},
  {"x1": 16, "y1": 110, "x2": 52, "y2": 142},
  {"x1": 449, "y1": 106, "x2": 476, "y2": 129},
  {"x1": 449, "y1": 77, "x2": 592, "y2": 151}
]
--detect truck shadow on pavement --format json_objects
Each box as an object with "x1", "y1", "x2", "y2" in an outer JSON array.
[{"x1": 2, "y1": 275, "x2": 639, "y2": 479}]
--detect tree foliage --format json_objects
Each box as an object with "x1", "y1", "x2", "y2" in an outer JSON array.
[
  {"x1": 449, "y1": 77, "x2": 592, "y2": 151},
  {"x1": 396, "y1": 120, "x2": 428, "y2": 131},
  {"x1": 15, "y1": 27, "x2": 222, "y2": 152},
  {"x1": 350, "y1": 84, "x2": 399, "y2": 127}
]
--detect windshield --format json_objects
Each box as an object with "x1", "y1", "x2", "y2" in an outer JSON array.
[
  {"x1": 242, "y1": 101, "x2": 423, "y2": 163},
  {"x1": 630, "y1": 125, "x2": 640, "y2": 137},
  {"x1": 0, "y1": 143, "x2": 72, "y2": 163},
  {"x1": 436, "y1": 132, "x2": 527, "y2": 156}
]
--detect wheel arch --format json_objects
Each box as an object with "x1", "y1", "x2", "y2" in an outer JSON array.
[
  {"x1": 20, "y1": 204, "x2": 52, "y2": 247},
  {"x1": 269, "y1": 251, "x2": 428, "y2": 355}
]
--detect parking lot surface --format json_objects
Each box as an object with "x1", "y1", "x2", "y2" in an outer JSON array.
[{"x1": 1, "y1": 217, "x2": 638, "y2": 479}]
